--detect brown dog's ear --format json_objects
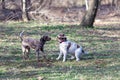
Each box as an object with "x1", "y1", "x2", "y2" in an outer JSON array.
[
  {"x1": 40, "y1": 35, "x2": 51, "y2": 42},
  {"x1": 43, "y1": 35, "x2": 51, "y2": 41},
  {"x1": 40, "y1": 36, "x2": 45, "y2": 42},
  {"x1": 43, "y1": 36, "x2": 47, "y2": 40}
]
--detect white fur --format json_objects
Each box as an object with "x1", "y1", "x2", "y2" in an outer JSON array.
[{"x1": 56, "y1": 40, "x2": 88, "y2": 62}]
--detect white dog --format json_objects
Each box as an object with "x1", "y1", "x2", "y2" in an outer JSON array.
[{"x1": 56, "y1": 33, "x2": 88, "y2": 62}]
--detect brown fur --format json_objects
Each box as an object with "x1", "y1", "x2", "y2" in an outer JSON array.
[{"x1": 19, "y1": 31, "x2": 51, "y2": 61}]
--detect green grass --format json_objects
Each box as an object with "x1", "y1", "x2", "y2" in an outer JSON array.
[{"x1": 0, "y1": 21, "x2": 120, "y2": 80}]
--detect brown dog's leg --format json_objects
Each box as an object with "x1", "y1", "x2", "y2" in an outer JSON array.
[
  {"x1": 40, "y1": 51, "x2": 46, "y2": 60},
  {"x1": 22, "y1": 46, "x2": 30, "y2": 60},
  {"x1": 22, "y1": 46, "x2": 26, "y2": 60},
  {"x1": 40, "y1": 48, "x2": 46, "y2": 60},
  {"x1": 26, "y1": 47, "x2": 30, "y2": 60},
  {"x1": 36, "y1": 49, "x2": 40, "y2": 62}
]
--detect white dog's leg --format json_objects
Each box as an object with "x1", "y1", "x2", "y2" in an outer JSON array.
[
  {"x1": 75, "y1": 54, "x2": 80, "y2": 61},
  {"x1": 62, "y1": 50, "x2": 68, "y2": 62},
  {"x1": 56, "y1": 51, "x2": 62, "y2": 60},
  {"x1": 75, "y1": 49, "x2": 81, "y2": 61},
  {"x1": 63, "y1": 52, "x2": 67, "y2": 62}
]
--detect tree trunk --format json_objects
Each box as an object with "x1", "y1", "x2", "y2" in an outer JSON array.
[
  {"x1": 112, "y1": 0, "x2": 115, "y2": 6},
  {"x1": 1, "y1": 0, "x2": 5, "y2": 9},
  {"x1": 85, "y1": 0, "x2": 89, "y2": 10},
  {"x1": 26, "y1": 0, "x2": 31, "y2": 20},
  {"x1": 21, "y1": 0, "x2": 30, "y2": 22},
  {"x1": 80, "y1": 0, "x2": 99, "y2": 28}
]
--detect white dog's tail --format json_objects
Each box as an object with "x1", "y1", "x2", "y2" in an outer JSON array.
[
  {"x1": 19, "y1": 30, "x2": 24, "y2": 41},
  {"x1": 82, "y1": 49, "x2": 88, "y2": 54}
]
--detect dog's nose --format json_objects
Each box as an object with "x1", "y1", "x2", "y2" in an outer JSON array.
[{"x1": 48, "y1": 37, "x2": 51, "y2": 40}]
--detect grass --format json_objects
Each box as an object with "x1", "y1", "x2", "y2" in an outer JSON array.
[{"x1": 0, "y1": 21, "x2": 120, "y2": 80}]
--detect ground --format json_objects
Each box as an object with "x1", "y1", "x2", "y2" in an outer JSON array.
[
  {"x1": 0, "y1": 21, "x2": 120, "y2": 80},
  {"x1": 0, "y1": 3, "x2": 120, "y2": 80}
]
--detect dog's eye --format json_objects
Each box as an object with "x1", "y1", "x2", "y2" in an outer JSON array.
[
  {"x1": 44, "y1": 36, "x2": 47, "y2": 39},
  {"x1": 58, "y1": 38, "x2": 61, "y2": 39}
]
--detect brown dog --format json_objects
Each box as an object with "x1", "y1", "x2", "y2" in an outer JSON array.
[{"x1": 19, "y1": 31, "x2": 51, "y2": 61}]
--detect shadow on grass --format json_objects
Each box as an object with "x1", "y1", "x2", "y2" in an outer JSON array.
[
  {"x1": 1, "y1": 60, "x2": 120, "y2": 80},
  {"x1": 0, "y1": 70, "x2": 38, "y2": 80},
  {"x1": 97, "y1": 27, "x2": 120, "y2": 31}
]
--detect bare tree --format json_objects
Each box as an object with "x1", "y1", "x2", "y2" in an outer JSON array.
[
  {"x1": 21, "y1": 0, "x2": 31, "y2": 22},
  {"x1": 80, "y1": 0, "x2": 100, "y2": 28},
  {"x1": 29, "y1": 0, "x2": 52, "y2": 21}
]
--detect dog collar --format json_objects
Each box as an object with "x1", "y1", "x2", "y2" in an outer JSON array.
[{"x1": 59, "y1": 41, "x2": 64, "y2": 43}]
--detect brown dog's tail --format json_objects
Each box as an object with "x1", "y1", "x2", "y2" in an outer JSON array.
[{"x1": 19, "y1": 30, "x2": 24, "y2": 41}]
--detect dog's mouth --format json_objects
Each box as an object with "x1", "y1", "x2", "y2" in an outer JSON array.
[
  {"x1": 58, "y1": 39, "x2": 62, "y2": 43},
  {"x1": 47, "y1": 37, "x2": 51, "y2": 41}
]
